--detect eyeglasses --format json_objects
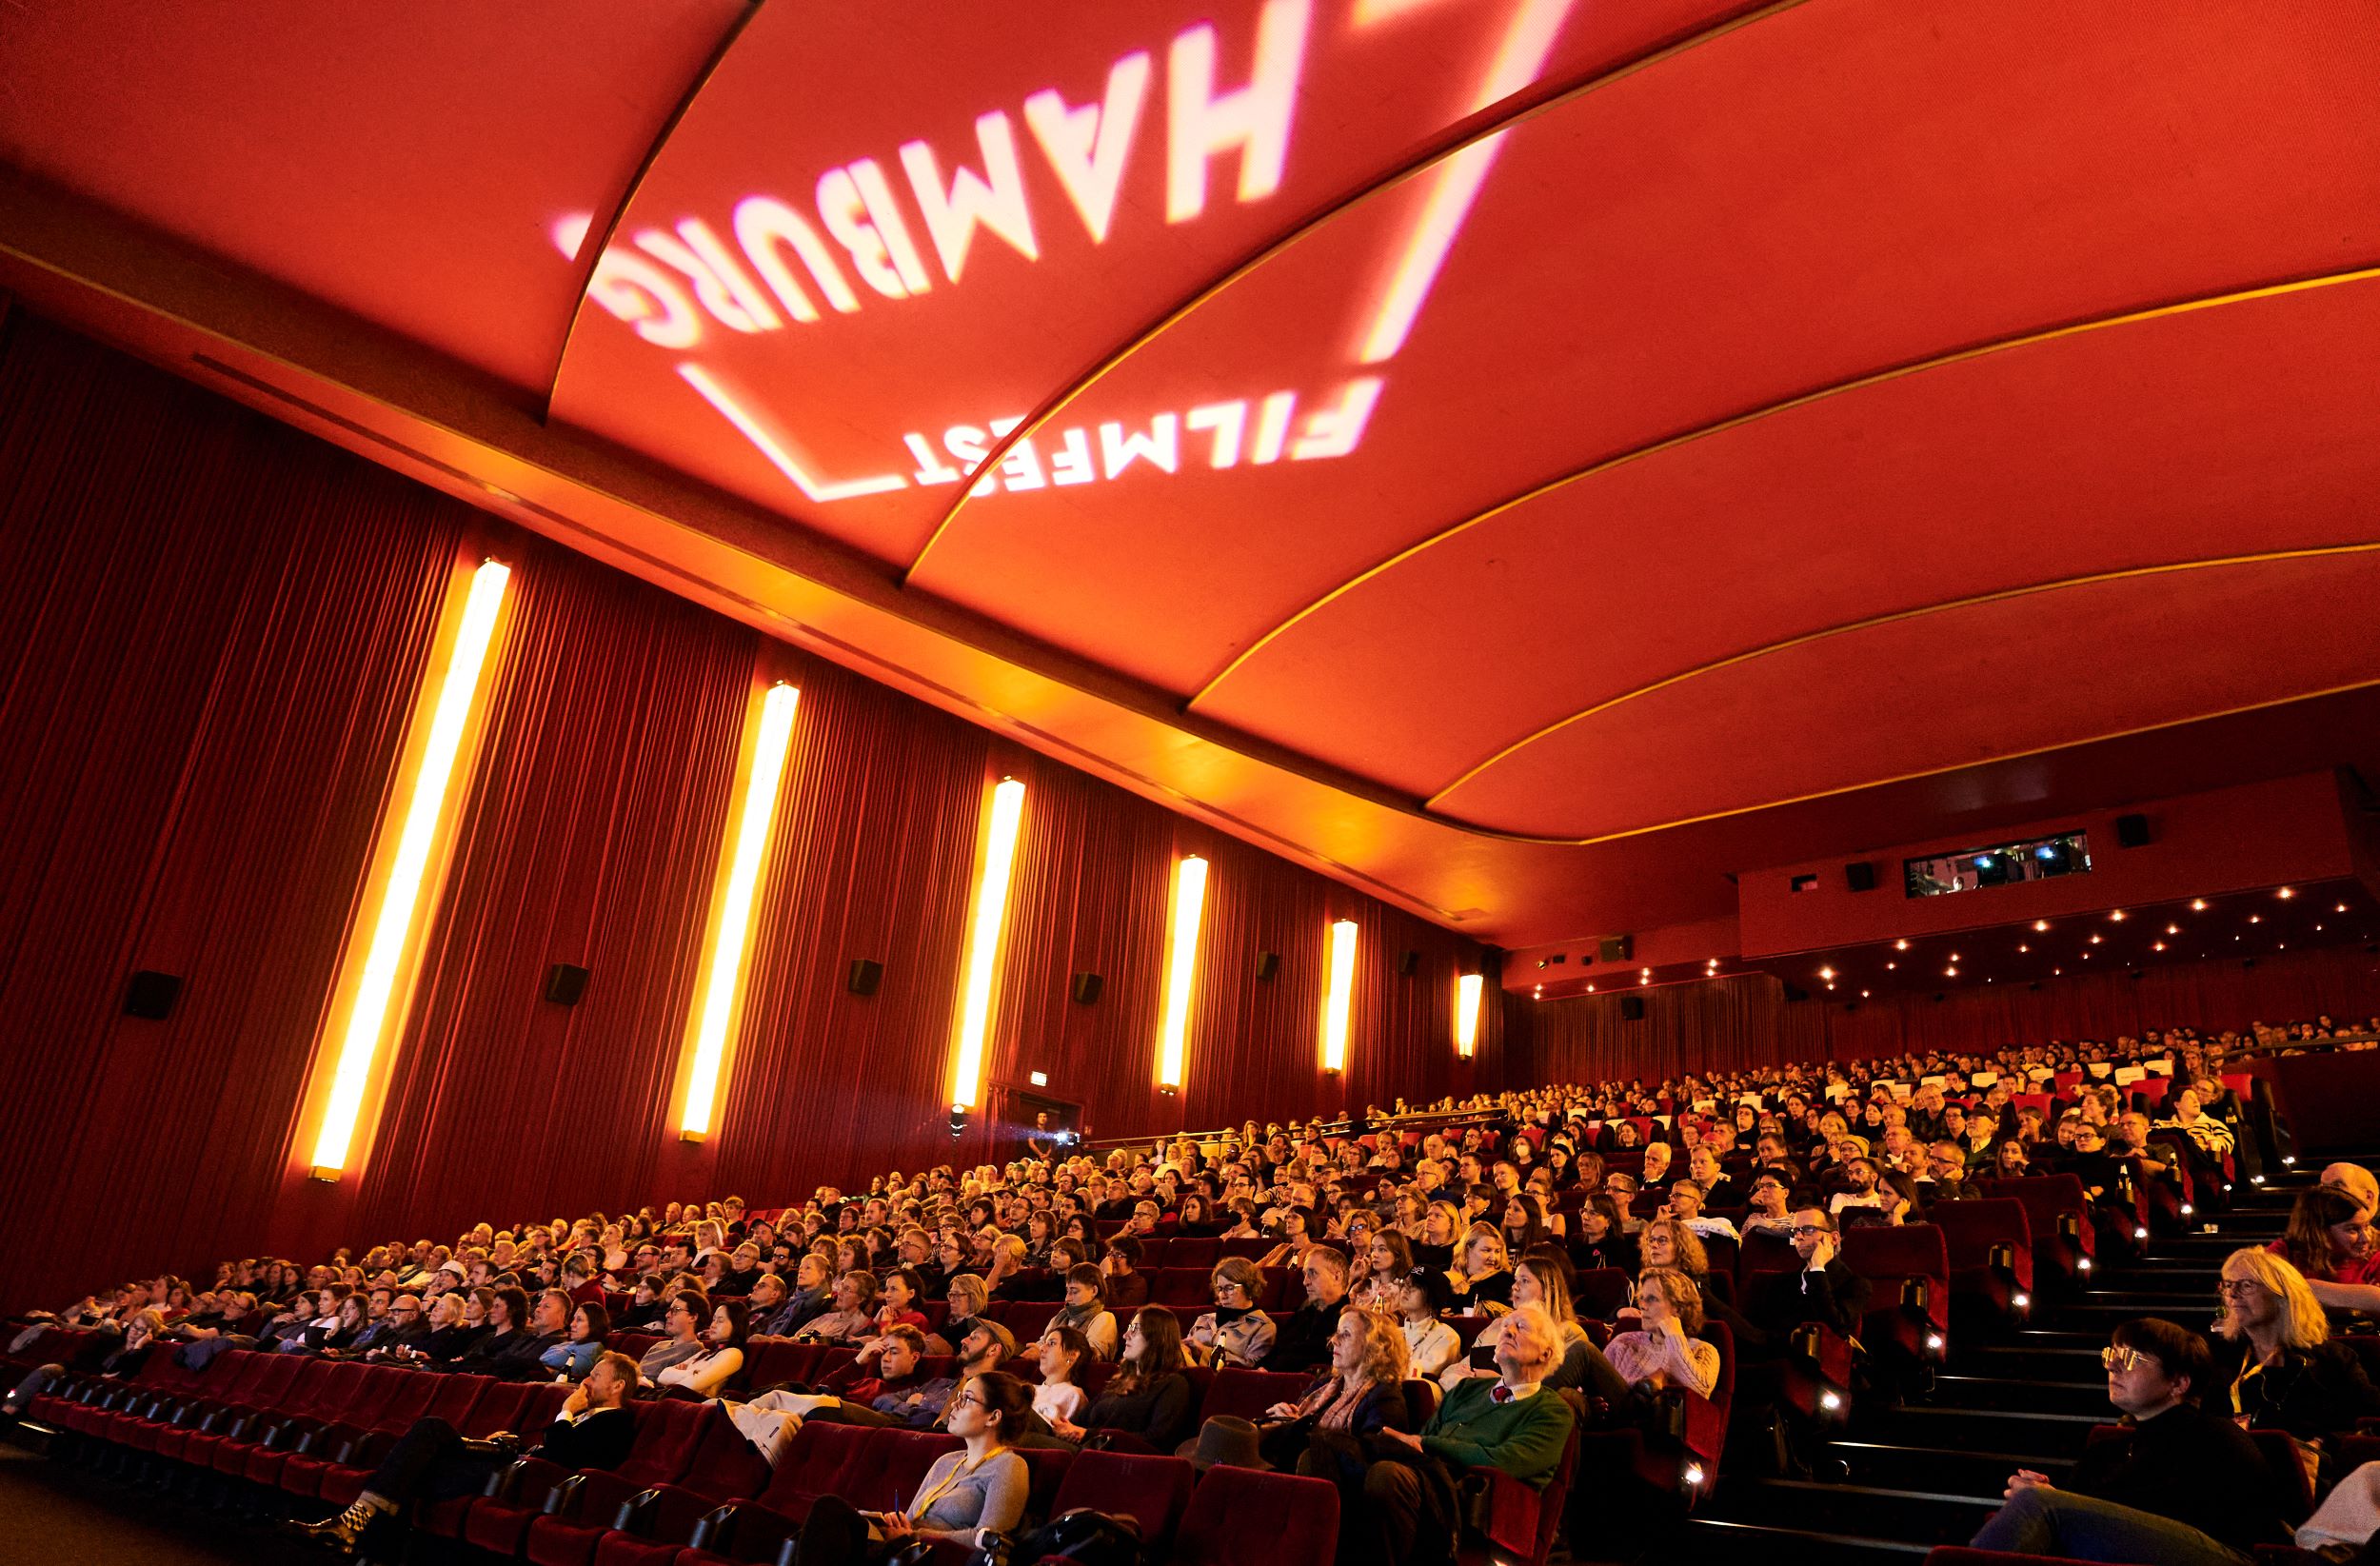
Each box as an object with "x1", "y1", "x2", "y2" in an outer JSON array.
[
  {"x1": 2216, "y1": 1279, "x2": 2270, "y2": 1299},
  {"x1": 2100, "y1": 1345, "x2": 2157, "y2": 1372},
  {"x1": 1789, "y1": 1225, "x2": 1828, "y2": 1239},
  {"x1": 950, "y1": 1390, "x2": 986, "y2": 1410}
]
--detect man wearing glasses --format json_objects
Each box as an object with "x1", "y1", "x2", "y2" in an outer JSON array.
[
  {"x1": 359, "y1": 1295, "x2": 430, "y2": 1360},
  {"x1": 1969, "y1": 1317, "x2": 2289, "y2": 1563}
]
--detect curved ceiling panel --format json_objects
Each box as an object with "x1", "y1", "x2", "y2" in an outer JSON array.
[
  {"x1": 1431, "y1": 550, "x2": 2380, "y2": 839},
  {"x1": 0, "y1": 0, "x2": 742, "y2": 391},
  {"x1": 545, "y1": 0, "x2": 1760, "y2": 564},
  {"x1": 904, "y1": 0, "x2": 2380, "y2": 691},
  {"x1": 1197, "y1": 273, "x2": 2380, "y2": 797}
]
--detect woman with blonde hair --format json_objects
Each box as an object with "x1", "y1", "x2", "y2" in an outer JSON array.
[
  {"x1": 1443, "y1": 1249, "x2": 1620, "y2": 1398},
  {"x1": 1253, "y1": 1306, "x2": 1414, "y2": 1481},
  {"x1": 982, "y1": 1233, "x2": 1029, "y2": 1299},
  {"x1": 1185, "y1": 1257, "x2": 1277, "y2": 1368},
  {"x1": 1413, "y1": 1201, "x2": 1464, "y2": 1271},
  {"x1": 1446, "y1": 1226, "x2": 1513, "y2": 1312},
  {"x1": 2208, "y1": 1246, "x2": 2378, "y2": 1447}
]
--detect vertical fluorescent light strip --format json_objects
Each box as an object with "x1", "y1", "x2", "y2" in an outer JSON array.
[
  {"x1": 681, "y1": 682, "x2": 802, "y2": 1140},
  {"x1": 1156, "y1": 856, "x2": 1210, "y2": 1089},
  {"x1": 311, "y1": 559, "x2": 510, "y2": 1175},
  {"x1": 951, "y1": 778, "x2": 1027, "y2": 1111},
  {"x1": 1320, "y1": 919, "x2": 1359, "y2": 1073},
  {"x1": 1456, "y1": 972, "x2": 1483, "y2": 1059}
]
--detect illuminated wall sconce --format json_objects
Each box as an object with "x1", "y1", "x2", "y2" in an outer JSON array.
[
  {"x1": 1455, "y1": 972, "x2": 1483, "y2": 1059},
  {"x1": 309, "y1": 558, "x2": 510, "y2": 1180},
  {"x1": 679, "y1": 681, "x2": 801, "y2": 1144},
  {"x1": 950, "y1": 777, "x2": 1027, "y2": 1112},
  {"x1": 1320, "y1": 919, "x2": 1358, "y2": 1074},
  {"x1": 1155, "y1": 855, "x2": 1209, "y2": 1092}
]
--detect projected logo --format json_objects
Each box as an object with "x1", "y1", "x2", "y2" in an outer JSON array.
[{"x1": 554, "y1": 0, "x2": 1573, "y2": 510}]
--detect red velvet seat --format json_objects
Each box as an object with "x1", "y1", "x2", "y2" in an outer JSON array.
[
  {"x1": 1973, "y1": 1175, "x2": 2095, "y2": 1286},
  {"x1": 1934, "y1": 1198, "x2": 2036, "y2": 1324},
  {"x1": 586, "y1": 1405, "x2": 776, "y2": 1566},
  {"x1": 674, "y1": 1419, "x2": 875, "y2": 1566},
  {"x1": 512, "y1": 1399, "x2": 717, "y2": 1566},
  {"x1": 1046, "y1": 1451, "x2": 1196, "y2": 1558},
  {"x1": 242, "y1": 1360, "x2": 385, "y2": 1489},
  {"x1": 1843, "y1": 1223, "x2": 1952, "y2": 1366},
  {"x1": 1151, "y1": 1267, "x2": 1211, "y2": 1310},
  {"x1": 416, "y1": 1382, "x2": 539, "y2": 1540},
  {"x1": 315, "y1": 1370, "x2": 495, "y2": 1508},
  {"x1": 169, "y1": 1353, "x2": 305, "y2": 1469},
  {"x1": 1198, "y1": 1367, "x2": 1313, "y2": 1425},
  {"x1": 279, "y1": 1363, "x2": 445, "y2": 1497},
  {"x1": 1175, "y1": 1464, "x2": 1339, "y2": 1566},
  {"x1": 127, "y1": 1347, "x2": 273, "y2": 1457},
  {"x1": 202, "y1": 1358, "x2": 339, "y2": 1480},
  {"x1": 1167, "y1": 1239, "x2": 1220, "y2": 1270}
]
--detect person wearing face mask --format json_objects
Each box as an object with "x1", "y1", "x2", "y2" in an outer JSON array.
[
  {"x1": 1969, "y1": 1317, "x2": 2290, "y2": 1563},
  {"x1": 2209, "y1": 1247, "x2": 2378, "y2": 1455}
]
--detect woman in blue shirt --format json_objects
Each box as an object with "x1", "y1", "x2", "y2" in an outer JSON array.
[{"x1": 541, "y1": 1301, "x2": 609, "y2": 1381}]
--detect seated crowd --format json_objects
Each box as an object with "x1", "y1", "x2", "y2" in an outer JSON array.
[{"x1": 6, "y1": 1018, "x2": 2379, "y2": 1565}]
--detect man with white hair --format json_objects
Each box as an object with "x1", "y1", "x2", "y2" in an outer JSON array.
[{"x1": 1359, "y1": 1302, "x2": 1577, "y2": 1566}]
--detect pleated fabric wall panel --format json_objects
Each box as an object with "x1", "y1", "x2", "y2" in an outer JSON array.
[
  {"x1": 325, "y1": 528, "x2": 759, "y2": 1253},
  {"x1": 0, "y1": 315, "x2": 463, "y2": 1313}
]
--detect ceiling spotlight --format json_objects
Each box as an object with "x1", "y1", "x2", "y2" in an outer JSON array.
[
  {"x1": 1585, "y1": 983, "x2": 1594, "y2": 993},
  {"x1": 2090, "y1": 934, "x2": 2102, "y2": 944},
  {"x1": 1948, "y1": 953, "x2": 1960, "y2": 962},
  {"x1": 2315, "y1": 924, "x2": 2324, "y2": 932},
  {"x1": 2054, "y1": 966, "x2": 2063, "y2": 975},
  {"x1": 1860, "y1": 989, "x2": 1870, "y2": 998},
  {"x1": 1818, "y1": 966, "x2": 1835, "y2": 981},
  {"x1": 2017, "y1": 943, "x2": 2029, "y2": 953},
  {"x1": 2192, "y1": 899, "x2": 2209, "y2": 911},
  {"x1": 1945, "y1": 966, "x2": 1959, "y2": 978},
  {"x1": 2249, "y1": 915, "x2": 2262, "y2": 924},
  {"x1": 2033, "y1": 920, "x2": 2050, "y2": 932},
  {"x1": 2110, "y1": 909, "x2": 2126, "y2": 922},
  {"x1": 2152, "y1": 942, "x2": 2166, "y2": 952},
  {"x1": 1886, "y1": 961, "x2": 1896, "y2": 970},
  {"x1": 1894, "y1": 939, "x2": 1910, "y2": 951},
  {"x1": 2278, "y1": 886, "x2": 2295, "y2": 899},
  {"x1": 1638, "y1": 974, "x2": 1650, "y2": 985},
  {"x1": 2339, "y1": 902, "x2": 2350, "y2": 914},
  {"x1": 2167, "y1": 924, "x2": 2180, "y2": 935}
]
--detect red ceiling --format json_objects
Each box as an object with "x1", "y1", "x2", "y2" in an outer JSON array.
[{"x1": 4, "y1": 0, "x2": 2379, "y2": 946}]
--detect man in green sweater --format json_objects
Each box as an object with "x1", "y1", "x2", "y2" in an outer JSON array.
[{"x1": 1360, "y1": 1302, "x2": 1577, "y2": 1566}]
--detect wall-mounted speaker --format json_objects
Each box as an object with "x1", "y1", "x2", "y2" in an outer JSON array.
[
  {"x1": 2114, "y1": 813, "x2": 2152, "y2": 848},
  {"x1": 1396, "y1": 950, "x2": 1418, "y2": 977},
  {"x1": 1070, "y1": 972, "x2": 1103, "y2": 1004},
  {"x1": 1845, "y1": 861, "x2": 1877, "y2": 893},
  {"x1": 124, "y1": 970, "x2": 182, "y2": 1020},
  {"x1": 1598, "y1": 935, "x2": 1632, "y2": 963},
  {"x1": 543, "y1": 962, "x2": 590, "y2": 1006},
  {"x1": 1256, "y1": 950, "x2": 1279, "y2": 982},
  {"x1": 1783, "y1": 984, "x2": 1809, "y2": 1003},
  {"x1": 1619, "y1": 996, "x2": 1646, "y2": 1021},
  {"x1": 847, "y1": 959, "x2": 884, "y2": 995}
]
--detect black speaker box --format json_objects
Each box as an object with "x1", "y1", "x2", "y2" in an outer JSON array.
[
  {"x1": 847, "y1": 958, "x2": 884, "y2": 995},
  {"x1": 1619, "y1": 996, "x2": 1646, "y2": 1021},
  {"x1": 1783, "y1": 983, "x2": 1810, "y2": 1003},
  {"x1": 2114, "y1": 813, "x2": 2152, "y2": 848},
  {"x1": 543, "y1": 963, "x2": 590, "y2": 1006},
  {"x1": 1598, "y1": 935, "x2": 1632, "y2": 963},
  {"x1": 1396, "y1": 950, "x2": 1419, "y2": 977},
  {"x1": 124, "y1": 970, "x2": 182, "y2": 1020},
  {"x1": 1845, "y1": 861, "x2": 1877, "y2": 892},
  {"x1": 1256, "y1": 950, "x2": 1279, "y2": 981},
  {"x1": 1070, "y1": 972, "x2": 1103, "y2": 1004}
]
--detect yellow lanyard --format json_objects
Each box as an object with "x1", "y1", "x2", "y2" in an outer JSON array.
[{"x1": 909, "y1": 1445, "x2": 1007, "y2": 1518}]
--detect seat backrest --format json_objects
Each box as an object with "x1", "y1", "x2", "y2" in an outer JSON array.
[
  {"x1": 341, "y1": 1364, "x2": 409, "y2": 1427},
  {"x1": 840, "y1": 1427, "x2": 962, "y2": 1511},
  {"x1": 456, "y1": 1380, "x2": 530, "y2": 1438},
  {"x1": 1200, "y1": 1368, "x2": 1312, "y2": 1424},
  {"x1": 1931, "y1": 1199, "x2": 2035, "y2": 1286},
  {"x1": 1168, "y1": 1239, "x2": 1220, "y2": 1271},
  {"x1": 1016, "y1": 1446, "x2": 1072, "y2": 1523},
  {"x1": 676, "y1": 1404, "x2": 772, "y2": 1501},
  {"x1": 276, "y1": 1358, "x2": 344, "y2": 1417},
  {"x1": 1843, "y1": 1224, "x2": 1949, "y2": 1286},
  {"x1": 1049, "y1": 1452, "x2": 1195, "y2": 1555},
  {"x1": 1175, "y1": 1466, "x2": 1339, "y2": 1566},
  {"x1": 418, "y1": 1373, "x2": 491, "y2": 1430},
  {"x1": 1446, "y1": 1315, "x2": 1492, "y2": 1352},
  {"x1": 240, "y1": 1353, "x2": 307, "y2": 1410},
  {"x1": 1218, "y1": 1239, "x2": 1272, "y2": 1262},
  {"x1": 2250, "y1": 1428, "x2": 2316, "y2": 1524},
  {"x1": 1736, "y1": 1231, "x2": 1799, "y2": 1279},
  {"x1": 208, "y1": 1351, "x2": 271, "y2": 1403},
  {"x1": 1570, "y1": 1269, "x2": 1630, "y2": 1319},
  {"x1": 511, "y1": 1383, "x2": 575, "y2": 1443},
  {"x1": 992, "y1": 1302, "x2": 1059, "y2": 1341},
  {"x1": 1153, "y1": 1268, "x2": 1210, "y2": 1309},
  {"x1": 616, "y1": 1398, "x2": 711, "y2": 1485},
  {"x1": 760, "y1": 1419, "x2": 873, "y2": 1507},
  {"x1": 369, "y1": 1367, "x2": 445, "y2": 1433}
]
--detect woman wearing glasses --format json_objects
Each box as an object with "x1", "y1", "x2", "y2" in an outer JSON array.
[
  {"x1": 793, "y1": 1372, "x2": 1032, "y2": 1563},
  {"x1": 1185, "y1": 1257, "x2": 1277, "y2": 1368},
  {"x1": 2209, "y1": 1247, "x2": 2378, "y2": 1455}
]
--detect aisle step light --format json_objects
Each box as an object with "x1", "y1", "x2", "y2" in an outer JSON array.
[
  {"x1": 1155, "y1": 855, "x2": 1210, "y2": 1093},
  {"x1": 679, "y1": 681, "x2": 801, "y2": 1142},
  {"x1": 1320, "y1": 919, "x2": 1358, "y2": 1074},
  {"x1": 311, "y1": 558, "x2": 510, "y2": 1180},
  {"x1": 1455, "y1": 972, "x2": 1483, "y2": 1059},
  {"x1": 950, "y1": 777, "x2": 1027, "y2": 1114}
]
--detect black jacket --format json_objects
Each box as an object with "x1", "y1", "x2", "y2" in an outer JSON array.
[
  {"x1": 537, "y1": 1405, "x2": 638, "y2": 1472},
  {"x1": 1741, "y1": 1258, "x2": 1871, "y2": 1339},
  {"x1": 2073, "y1": 1401, "x2": 2291, "y2": 1551},
  {"x1": 2209, "y1": 1337, "x2": 2380, "y2": 1442},
  {"x1": 1263, "y1": 1298, "x2": 1350, "y2": 1373},
  {"x1": 1082, "y1": 1371, "x2": 1194, "y2": 1451}
]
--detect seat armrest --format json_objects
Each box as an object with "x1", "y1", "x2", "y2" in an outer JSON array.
[
  {"x1": 487, "y1": 1455, "x2": 568, "y2": 1504},
  {"x1": 686, "y1": 1501, "x2": 742, "y2": 1553},
  {"x1": 543, "y1": 1470, "x2": 588, "y2": 1516},
  {"x1": 1464, "y1": 1467, "x2": 1542, "y2": 1560}
]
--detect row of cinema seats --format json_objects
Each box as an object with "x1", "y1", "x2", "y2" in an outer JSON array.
[{"x1": 8, "y1": 1338, "x2": 1347, "y2": 1566}]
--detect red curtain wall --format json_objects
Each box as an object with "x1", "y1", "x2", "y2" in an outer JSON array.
[{"x1": 0, "y1": 314, "x2": 1496, "y2": 1308}]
